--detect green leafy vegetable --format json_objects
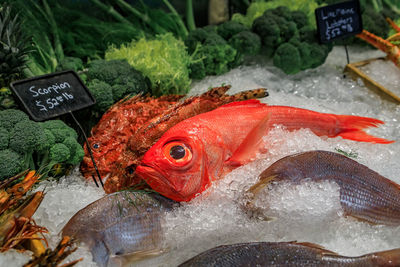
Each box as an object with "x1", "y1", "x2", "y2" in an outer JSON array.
[{"x1": 105, "y1": 33, "x2": 192, "y2": 96}]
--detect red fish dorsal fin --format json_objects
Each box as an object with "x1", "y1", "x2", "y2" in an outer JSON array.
[
  {"x1": 226, "y1": 113, "x2": 271, "y2": 167},
  {"x1": 220, "y1": 99, "x2": 267, "y2": 109}
]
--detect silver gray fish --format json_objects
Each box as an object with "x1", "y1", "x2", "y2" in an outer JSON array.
[
  {"x1": 178, "y1": 241, "x2": 400, "y2": 267},
  {"x1": 247, "y1": 150, "x2": 400, "y2": 225},
  {"x1": 62, "y1": 191, "x2": 174, "y2": 266}
]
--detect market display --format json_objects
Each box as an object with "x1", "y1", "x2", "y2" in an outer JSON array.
[{"x1": 0, "y1": 0, "x2": 400, "y2": 266}]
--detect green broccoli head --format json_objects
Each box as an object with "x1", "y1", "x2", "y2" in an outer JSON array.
[
  {"x1": 49, "y1": 143, "x2": 70, "y2": 164},
  {"x1": 229, "y1": 31, "x2": 261, "y2": 56},
  {"x1": 185, "y1": 28, "x2": 227, "y2": 53},
  {"x1": 87, "y1": 59, "x2": 129, "y2": 84},
  {"x1": 217, "y1": 20, "x2": 249, "y2": 40},
  {"x1": 87, "y1": 59, "x2": 150, "y2": 100},
  {"x1": 113, "y1": 69, "x2": 151, "y2": 97},
  {"x1": 273, "y1": 42, "x2": 302, "y2": 74},
  {"x1": 63, "y1": 137, "x2": 84, "y2": 165},
  {"x1": 41, "y1": 120, "x2": 78, "y2": 143},
  {"x1": 0, "y1": 149, "x2": 23, "y2": 180},
  {"x1": 185, "y1": 28, "x2": 211, "y2": 53},
  {"x1": 0, "y1": 127, "x2": 9, "y2": 150},
  {"x1": 188, "y1": 60, "x2": 207, "y2": 80},
  {"x1": 87, "y1": 79, "x2": 114, "y2": 113},
  {"x1": 37, "y1": 129, "x2": 56, "y2": 153},
  {"x1": 111, "y1": 84, "x2": 127, "y2": 102},
  {"x1": 0, "y1": 109, "x2": 30, "y2": 131},
  {"x1": 291, "y1": 10, "x2": 309, "y2": 29},
  {"x1": 56, "y1": 57, "x2": 84, "y2": 72},
  {"x1": 252, "y1": 15, "x2": 281, "y2": 56},
  {"x1": 267, "y1": 6, "x2": 293, "y2": 21},
  {"x1": 298, "y1": 25, "x2": 318, "y2": 43},
  {"x1": 9, "y1": 120, "x2": 46, "y2": 154},
  {"x1": 198, "y1": 43, "x2": 238, "y2": 76}
]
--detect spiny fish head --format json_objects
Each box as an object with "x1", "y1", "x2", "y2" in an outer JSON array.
[{"x1": 136, "y1": 132, "x2": 210, "y2": 202}]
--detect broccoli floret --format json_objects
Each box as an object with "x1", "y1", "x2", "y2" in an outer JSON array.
[
  {"x1": 273, "y1": 42, "x2": 302, "y2": 74},
  {"x1": 36, "y1": 129, "x2": 56, "y2": 153},
  {"x1": 217, "y1": 21, "x2": 249, "y2": 40},
  {"x1": 188, "y1": 60, "x2": 206, "y2": 80},
  {"x1": 0, "y1": 109, "x2": 29, "y2": 131},
  {"x1": 41, "y1": 120, "x2": 78, "y2": 142},
  {"x1": 113, "y1": 69, "x2": 151, "y2": 96},
  {"x1": 56, "y1": 57, "x2": 84, "y2": 72},
  {"x1": 9, "y1": 120, "x2": 45, "y2": 154},
  {"x1": 0, "y1": 149, "x2": 23, "y2": 180},
  {"x1": 185, "y1": 28, "x2": 227, "y2": 53},
  {"x1": 252, "y1": 16, "x2": 281, "y2": 57},
  {"x1": 252, "y1": 7, "x2": 307, "y2": 58},
  {"x1": 0, "y1": 127, "x2": 8, "y2": 150},
  {"x1": 267, "y1": 6, "x2": 293, "y2": 21},
  {"x1": 195, "y1": 43, "x2": 238, "y2": 76},
  {"x1": 291, "y1": 10, "x2": 309, "y2": 29},
  {"x1": 111, "y1": 84, "x2": 127, "y2": 102},
  {"x1": 9, "y1": 120, "x2": 46, "y2": 170},
  {"x1": 274, "y1": 38, "x2": 332, "y2": 74},
  {"x1": 87, "y1": 59, "x2": 129, "y2": 84},
  {"x1": 49, "y1": 143, "x2": 70, "y2": 164},
  {"x1": 87, "y1": 79, "x2": 114, "y2": 113},
  {"x1": 185, "y1": 28, "x2": 211, "y2": 53},
  {"x1": 63, "y1": 137, "x2": 84, "y2": 165},
  {"x1": 87, "y1": 59, "x2": 150, "y2": 103},
  {"x1": 229, "y1": 31, "x2": 261, "y2": 56},
  {"x1": 298, "y1": 25, "x2": 318, "y2": 43},
  {"x1": 186, "y1": 27, "x2": 240, "y2": 78}
]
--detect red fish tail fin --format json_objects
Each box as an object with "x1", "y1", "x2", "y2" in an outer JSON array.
[{"x1": 336, "y1": 115, "x2": 394, "y2": 144}]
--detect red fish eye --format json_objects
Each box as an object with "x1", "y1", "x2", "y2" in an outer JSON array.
[
  {"x1": 92, "y1": 143, "x2": 100, "y2": 149},
  {"x1": 163, "y1": 142, "x2": 192, "y2": 164},
  {"x1": 170, "y1": 145, "x2": 185, "y2": 159}
]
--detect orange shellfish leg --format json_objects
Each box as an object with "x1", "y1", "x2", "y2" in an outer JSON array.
[
  {"x1": 356, "y1": 29, "x2": 395, "y2": 54},
  {"x1": 386, "y1": 17, "x2": 400, "y2": 33}
]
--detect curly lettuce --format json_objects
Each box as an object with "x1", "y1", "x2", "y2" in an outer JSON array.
[{"x1": 105, "y1": 33, "x2": 191, "y2": 96}]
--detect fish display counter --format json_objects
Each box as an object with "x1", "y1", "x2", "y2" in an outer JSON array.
[{"x1": 19, "y1": 46, "x2": 400, "y2": 266}]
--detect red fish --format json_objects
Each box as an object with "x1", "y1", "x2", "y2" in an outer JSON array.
[{"x1": 135, "y1": 100, "x2": 393, "y2": 202}]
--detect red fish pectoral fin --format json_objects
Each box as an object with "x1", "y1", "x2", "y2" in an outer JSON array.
[
  {"x1": 226, "y1": 114, "x2": 271, "y2": 166},
  {"x1": 335, "y1": 115, "x2": 394, "y2": 144}
]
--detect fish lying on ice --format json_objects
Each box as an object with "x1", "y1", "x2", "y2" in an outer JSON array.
[
  {"x1": 247, "y1": 150, "x2": 400, "y2": 225},
  {"x1": 135, "y1": 100, "x2": 393, "y2": 202},
  {"x1": 62, "y1": 191, "x2": 175, "y2": 267},
  {"x1": 178, "y1": 241, "x2": 400, "y2": 266}
]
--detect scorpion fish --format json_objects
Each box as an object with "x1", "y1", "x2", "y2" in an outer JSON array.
[
  {"x1": 178, "y1": 241, "x2": 400, "y2": 267},
  {"x1": 62, "y1": 191, "x2": 175, "y2": 267},
  {"x1": 91, "y1": 86, "x2": 268, "y2": 193},
  {"x1": 247, "y1": 150, "x2": 400, "y2": 225},
  {"x1": 135, "y1": 100, "x2": 393, "y2": 202},
  {"x1": 80, "y1": 94, "x2": 183, "y2": 181}
]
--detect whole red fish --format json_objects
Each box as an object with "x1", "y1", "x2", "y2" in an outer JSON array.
[{"x1": 135, "y1": 100, "x2": 393, "y2": 202}]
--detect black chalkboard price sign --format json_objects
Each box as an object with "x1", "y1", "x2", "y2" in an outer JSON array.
[
  {"x1": 10, "y1": 70, "x2": 95, "y2": 121},
  {"x1": 315, "y1": 0, "x2": 362, "y2": 43}
]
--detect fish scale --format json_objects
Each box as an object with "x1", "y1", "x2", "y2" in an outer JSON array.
[
  {"x1": 249, "y1": 150, "x2": 400, "y2": 225},
  {"x1": 178, "y1": 241, "x2": 400, "y2": 266}
]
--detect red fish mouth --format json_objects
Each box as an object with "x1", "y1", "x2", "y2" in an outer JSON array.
[{"x1": 136, "y1": 164, "x2": 187, "y2": 200}]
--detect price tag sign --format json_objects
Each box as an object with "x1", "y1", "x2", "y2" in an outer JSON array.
[
  {"x1": 10, "y1": 70, "x2": 95, "y2": 121},
  {"x1": 315, "y1": 0, "x2": 362, "y2": 43}
]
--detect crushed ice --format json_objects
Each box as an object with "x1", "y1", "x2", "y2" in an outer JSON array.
[{"x1": 5, "y1": 46, "x2": 400, "y2": 266}]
